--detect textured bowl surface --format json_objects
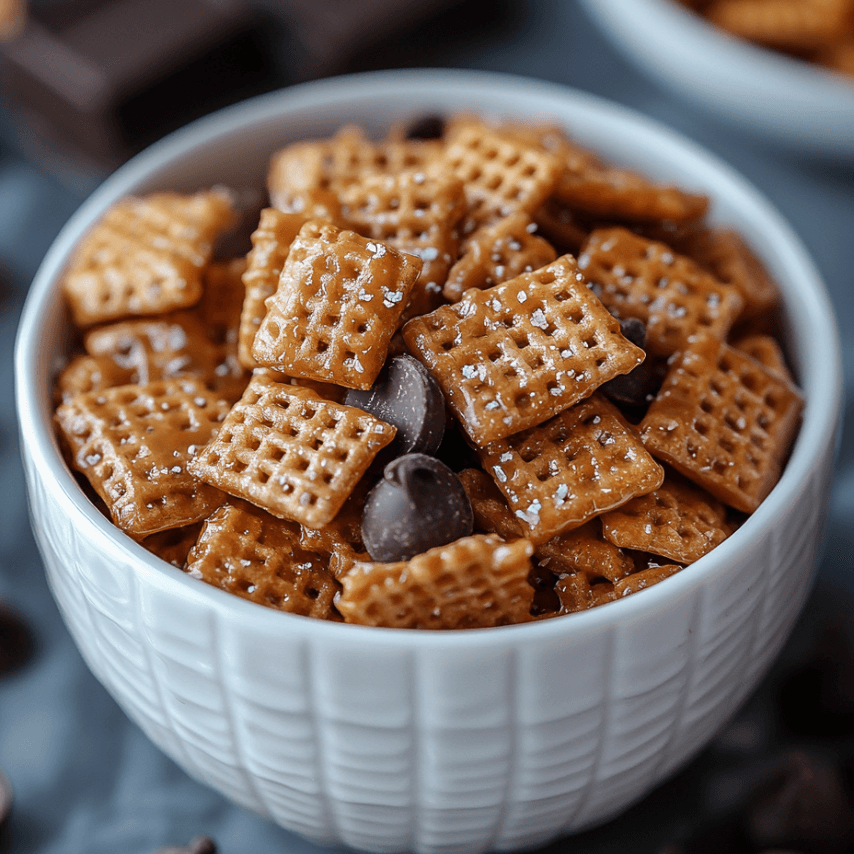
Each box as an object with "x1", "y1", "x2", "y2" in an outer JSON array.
[
  {"x1": 15, "y1": 70, "x2": 842, "y2": 854},
  {"x1": 580, "y1": 0, "x2": 854, "y2": 159}
]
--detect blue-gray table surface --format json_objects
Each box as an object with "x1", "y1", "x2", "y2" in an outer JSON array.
[{"x1": 1, "y1": 2, "x2": 852, "y2": 852}]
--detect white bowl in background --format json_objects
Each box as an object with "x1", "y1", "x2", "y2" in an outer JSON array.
[
  {"x1": 580, "y1": 0, "x2": 854, "y2": 159},
  {"x1": 15, "y1": 70, "x2": 842, "y2": 853}
]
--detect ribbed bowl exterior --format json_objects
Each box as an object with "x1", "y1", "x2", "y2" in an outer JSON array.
[{"x1": 16, "y1": 72, "x2": 842, "y2": 854}]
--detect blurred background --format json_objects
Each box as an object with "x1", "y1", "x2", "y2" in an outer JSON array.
[{"x1": 0, "y1": 1, "x2": 853, "y2": 852}]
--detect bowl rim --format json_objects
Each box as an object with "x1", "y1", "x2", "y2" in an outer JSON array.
[
  {"x1": 14, "y1": 68, "x2": 844, "y2": 648},
  {"x1": 582, "y1": 0, "x2": 854, "y2": 98}
]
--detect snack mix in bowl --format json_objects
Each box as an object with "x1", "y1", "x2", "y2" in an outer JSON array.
[{"x1": 52, "y1": 114, "x2": 804, "y2": 630}]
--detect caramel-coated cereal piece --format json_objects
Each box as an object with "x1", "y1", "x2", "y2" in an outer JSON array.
[
  {"x1": 340, "y1": 170, "x2": 466, "y2": 318},
  {"x1": 707, "y1": 0, "x2": 853, "y2": 51},
  {"x1": 640, "y1": 334, "x2": 803, "y2": 513},
  {"x1": 267, "y1": 126, "x2": 440, "y2": 211},
  {"x1": 733, "y1": 334, "x2": 793, "y2": 383},
  {"x1": 443, "y1": 212, "x2": 557, "y2": 302},
  {"x1": 614, "y1": 564, "x2": 681, "y2": 598},
  {"x1": 62, "y1": 190, "x2": 235, "y2": 326},
  {"x1": 479, "y1": 394, "x2": 664, "y2": 544},
  {"x1": 336, "y1": 534, "x2": 535, "y2": 629},
  {"x1": 56, "y1": 354, "x2": 137, "y2": 404},
  {"x1": 142, "y1": 522, "x2": 204, "y2": 568},
  {"x1": 404, "y1": 256, "x2": 645, "y2": 445},
  {"x1": 458, "y1": 468, "x2": 524, "y2": 541},
  {"x1": 677, "y1": 227, "x2": 779, "y2": 319},
  {"x1": 536, "y1": 519, "x2": 633, "y2": 583},
  {"x1": 238, "y1": 208, "x2": 309, "y2": 368},
  {"x1": 199, "y1": 257, "x2": 247, "y2": 344},
  {"x1": 186, "y1": 500, "x2": 340, "y2": 618},
  {"x1": 188, "y1": 376, "x2": 396, "y2": 527},
  {"x1": 600, "y1": 473, "x2": 731, "y2": 564},
  {"x1": 441, "y1": 117, "x2": 562, "y2": 226},
  {"x1": 580, "y1": 228, "x2": 744, "y2": 357},
  {"x1": 252, "y1": 221, "x2": 421, "y2": 389},
  {"x1": 84, "y1": 310, "x2": 221, "y2": 386},
  {"x1": 54, "y1": 378, "x2": 231, "y2": 537}
]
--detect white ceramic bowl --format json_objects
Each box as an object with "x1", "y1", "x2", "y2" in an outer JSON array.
[
  {"x1": 15, "y1": 70, "x2": 842, "y2": 854},
  {"x1": 580, "y1": 0, "x2": 854, "y2": 159}
]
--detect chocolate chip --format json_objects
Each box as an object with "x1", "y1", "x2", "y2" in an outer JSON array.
[
  {"x1": 405, "y1": 114, "x2": 445, "y2": 140},
  {"x1": 0, "y1": 604, "x2": 35, "y2": 676},
  {"x1": 344, "y1": 355, "x2": 445, "y2": 466},
  {"x1": 601, "y1": 362, "x2": 662, "y2": 409},
  {"x1": 619, "y1": 316, "x2": 647, "y2": 350},
  {"x1": 361, "y1": 454, "x2": 473, "y2": 562},
  {"x1": 744, "y1": 751, "x2": 854, "y2": 854}
]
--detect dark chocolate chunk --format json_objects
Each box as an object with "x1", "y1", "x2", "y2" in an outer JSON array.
[
  {"x1": 344, "y1": 355, "x2": 445, "y2": 466},
  {"x1": 744, "y1": 751, "x2": 854, "y2": 854},
  {"x1": 619, "y1": 316, "x2": 647, "y2": 350},
  {"x1": 601, "y1": 362, "x2": 662, "y2": 409},
  {"x1": 361, "y1": 454, "x2": 473, "y2": 562},
  {"x1": 0, "y1": 603, "x2": 35, "y2": 676},
  {"x1": 405, "y1": 114, "x2": 446, "y2": 140}
]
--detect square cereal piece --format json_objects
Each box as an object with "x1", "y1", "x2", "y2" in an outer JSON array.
[
  {"x1": 340, "y1": 171, "x2": 466, "y2": 318},
  {"x1": 579, "y1": 227, "x2": 744, "y2": 357},
  {"x1": 142, "y1": 522, "x2": 204, "y2": 569},
  {"x1": 199, "y1": 257, "x2": 247, "y2": 345},
  {"x1": 640, "y1": 334, "x2": 804, "y2": 513},
  {"x1": 614, "y1": 564, "x2": 681, "y2": 598},
  {"x1": 62, "y1": 190, "x2": 235, "y2": 327},
  {"x1": 267, "y1": 126, "x2": 441, "y2": 211},
  {"x1": 54, "y1": 377, "x2": 231, "y2": 537},
  {"x1": 535, "y1": 519, "x2": 634, "y2": 583},
  {"x1": 443, "y1": 211, "x2": 557, "y2": 302},
  {"x1": 84, "y1": 310, "x2": 222, "y2": 387},
  {"x1": 676, "y1": 227, "x2": 779, "y2": 319},
  {"x1": 186, "y1": 500, "x2": 340, "y2": 619},
  {"x1": 600, "y1": 473, "x2": 731, "y2": 564},
  {"x1": 336, "y1": 534, "x2": 535, "y2": 629},
  {"x1": 56, "y1": 354, "x2": 137, "y2": 404},
  {"x1": 188, "y1": 374, "x2": 396, "y2": 527},
  {"x1": 238, "y1": 208, "x2": 310, "y2": 368},
  {"x1": 440, "y1": 117, "x2": 562, "y2": 227},
  {"x1": 403, "y1": 256, "x2": 645, "y2": 445},
  {"x1": 478, "y1": 394, "x2": 664, "y2": 544},
  {"x1": 733, "y1": 334, "x2": 793, "y2": 383},
  {"x1": 251, "y1": 221, "x2": 421, "y2": 389}
]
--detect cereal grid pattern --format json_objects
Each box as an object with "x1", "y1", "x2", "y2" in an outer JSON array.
[
  {"x1": 238, "y1": 209, "x2": 309, "y2": 368},
  {"x1": 340, "y1": 171, "x2": 466, "y2": 317},
  {"x1": 441, "y1": 119, "x2": 562, "y2": 225},
  {"x1": 580, "y1": 228, "x2": 744, "y2": 357},
  {"x1": 535, "y1": 519, "x2": 633, "y2": 583},
  {"x1": 188, "y1": 377, "x2": 395, "y2": 528},
  {"x1": 251, "y1": 222, "x2": 421, "y2": 389},
  {"x1": 443, "y1": 211, "x2": 557, "y2": 301},
  {"x1": 403, "y1": 256, "x2": 645, "y2": 445},
  {"x1": 54, "y1": 377, "x2": 230, "y2": 536},
  {"x1": 56, "y1": 354, "x2": 137, "y2": 404},
  {"x1": 336, "y1": 535, "x2": 534, "y2": 629},
  {"x1": 734, "y1": 334, "x2": 793, "y2": 383},
  {"x1": 677, "y1": 227, "x2": 779, "y2": 319},
  {"x1": 600, "y1": 475, "x2": 731, "y2": 564},
  {"x1": 186, "y1": 500, "x2": 339, "y2": 619},
  {"x1": 707, "y1": 0, "x2": 853, "y2": 50},
  {"x1": 479, "y1": 394, "x2": 664, "y2": 544},
  {"x1": 84, "y1": 311, "x2": 222, "y2": 387},
  {"x1": 640, "y1": 335, "x2": 804, "y2": 513},
  {"x1": 62, "y1": 191, "x2": 234, "y2": 326}
]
